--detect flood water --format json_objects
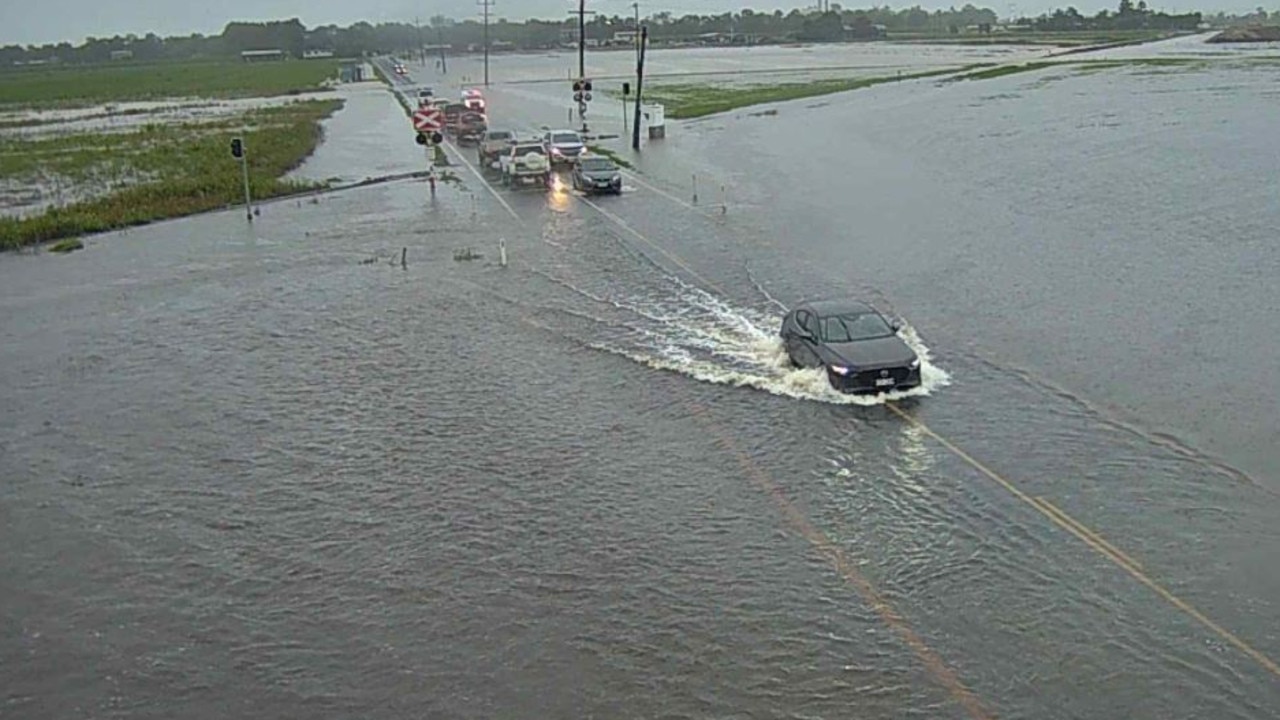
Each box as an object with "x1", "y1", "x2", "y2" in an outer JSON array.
[{"x1": 3, "y1": 39, "x2": 1279, "y2": 719}]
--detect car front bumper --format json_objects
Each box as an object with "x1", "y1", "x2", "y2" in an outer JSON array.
[
  {"x1": 828, "y1": 366, "x2": 922, "y2": 394},
  {"x1": 581, "y1": 177, "x2": 622, "y2": 193}
]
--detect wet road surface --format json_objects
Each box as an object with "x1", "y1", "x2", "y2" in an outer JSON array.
[{"x1": 3, "y1": 42, "x2": 1279, "y2": 719}]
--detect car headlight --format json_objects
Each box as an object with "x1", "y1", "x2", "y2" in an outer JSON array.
[
  {"x1": 909, "y1": 358, "x2": 921, "y2": 370},
  {"x1": 551, "y1": 148, "x2": 563, "y2": 155},
  {"x1": 829, "y1": 365, "x2": 851, "y2": 376}
]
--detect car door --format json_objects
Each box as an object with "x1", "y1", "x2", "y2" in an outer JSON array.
[
  {"x1": 783, "y1": 309, "x2": 811, "y2": 367},
  {"x1": 795, "y1": 311, "x2": 822, "y2": 367}
]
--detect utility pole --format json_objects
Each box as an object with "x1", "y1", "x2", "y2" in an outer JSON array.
[
  {"x1": 568, "y1": 0, "x2": 596, "y2": 135},
  {"x1": 437, "y1": 25, "x2": 448, "y2": 74},
  {"x1": 577, "y1": 0, "x2": 586, "y2": 80},
  {"x1": 632, "y1": 2, "x2": 641, "y2": 64},
  {"x1": 478, "y1": 0, "x2": 493, "y2": 86},
  {"x1": 632, "y1": 26, "x2": 646, "y2": 151},
  {"x1": 415, "y1": 16, "x2": 423, "y2": 63}
]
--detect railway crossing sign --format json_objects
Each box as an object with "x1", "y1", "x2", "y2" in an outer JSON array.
[{"x1": 413, "y1": 107, "x2": 443, "y2": 132}]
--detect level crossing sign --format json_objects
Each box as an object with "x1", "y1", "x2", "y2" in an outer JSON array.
[{"x1": 413, "y1": 107, "x2": 443, "y2": 132}]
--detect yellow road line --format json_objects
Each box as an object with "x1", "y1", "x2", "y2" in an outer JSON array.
[
  {"x1": 474, "y1": 137, "x2": 1280, "y2": 684},
  {"x1": 577, "y1": 195, "x2": 729, "y2": 295},
  {"x1": 1033, "y1": 496, "x2": 1145, "y2": 573},
  {"x1": 887, "y1": 404, "x2": 1280, "y2": 680},
  {"x1": 690, "y1": 403, "x2": 996, "y2": 720}
]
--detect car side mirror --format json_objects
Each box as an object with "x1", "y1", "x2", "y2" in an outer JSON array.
[{"x1": 889, "y1": 320, "x2": 902, "y2": 332}]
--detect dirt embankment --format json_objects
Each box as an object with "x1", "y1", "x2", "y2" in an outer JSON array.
[{"x1": 1207, "y1": 25, "x2": 1280, "y2": 43}]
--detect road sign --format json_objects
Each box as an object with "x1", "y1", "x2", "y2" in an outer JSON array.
[{"x1": 413, "y1": 107, "x2": 443, "y2": 132}]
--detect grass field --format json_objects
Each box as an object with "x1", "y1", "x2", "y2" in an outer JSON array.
[
  {"x1": 0, "y1": 99, "x2": 343, "y2": 249},
  {"x1": 0, "y1": 59, "x2": 341, "y2": 109},
  {"x1": 639, "y1": 66, "x2": 983, "y2": 119}
]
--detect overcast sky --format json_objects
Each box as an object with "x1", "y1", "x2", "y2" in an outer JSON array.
[{"x1": 1, "y1": 0, "x2": 1262, "y2": 46}]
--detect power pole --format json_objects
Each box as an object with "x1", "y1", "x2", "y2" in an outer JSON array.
[
  {"x1": 437, "y1": 25, "x2": 448, "y2": 74},
  {"x1": 478, "y1": 0, "x2": 492, "y2": 86},
  {"x1": 577, "y1": 0, "x2": 586, "y2": 80},
  {"x1": 632, "y1": 2, "x2": 641, "y2": 64},
  {"x1": 632, "y1": 26, "x2": 646, "y2": 151},
  {"x1": 568, "y1": 0, "x2": 596, "y2": 134}
]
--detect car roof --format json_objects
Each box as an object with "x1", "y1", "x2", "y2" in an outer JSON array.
[{"x1": 804, "y1": 299, "x2": 876, "y2": 316}]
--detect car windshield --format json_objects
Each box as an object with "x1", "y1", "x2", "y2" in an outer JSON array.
[
  {"x1": 579, "y1": 158, "x2": 615, "y2": 172},
  {"x1": 819, "y1": 313, "x2": 893, "y2": 342},
  {"x1": 552, "y1": 133, "x2": 581, "y2": 145},
  {"x1": 487, "y1": 131, "x2": 512, "y2": 141}
]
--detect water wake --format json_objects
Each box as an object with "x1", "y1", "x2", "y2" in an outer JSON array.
[{"x1": 529, "y1": 262, "x2": 951, "y2": 407}]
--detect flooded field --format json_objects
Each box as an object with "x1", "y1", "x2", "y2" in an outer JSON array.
[{"x1": 3, "y1": 37, "x2": 1280, "y2": 719}]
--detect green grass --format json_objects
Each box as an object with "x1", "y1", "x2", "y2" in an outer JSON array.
[
  {"x1": 47, "y1": 238, "x2": 83, "y2": 253},
  {"x1": 641, "y1": 66, "x2": 982, "y2": 119},
  {"x1": 0, "y1": 99, "x2": 343, "y2": 250},
  {"x1": 586, "y1": 145, "x2": 634, "y2": 170},
  {"x1": 951, "y1": 62, "x2": 1058, "y2": 81},
  {"x1": 0, "y1": 59, "x2": 341, "y2": 110}
]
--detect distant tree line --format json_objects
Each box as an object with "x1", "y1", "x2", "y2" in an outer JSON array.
[
  {"x1": 0, "y1": 3, "x2": 1268, "y2": 67},
  {"x1": 1022, "y1": 0, "x2": 1202, "y2": 31}
]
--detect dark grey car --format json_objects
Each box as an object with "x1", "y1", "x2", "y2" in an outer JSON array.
[
  {"x1": 779, "y1": 300, "x2": 921, "y2": 393},
  {"x1": 571, "y1": 156, "x2": 622, "y2": 194}
]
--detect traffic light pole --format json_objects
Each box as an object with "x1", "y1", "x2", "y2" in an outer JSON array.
[{"x1": 231, "y1": 137, "x2": 253, "y2": 222}]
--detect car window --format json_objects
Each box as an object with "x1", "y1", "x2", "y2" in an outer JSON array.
[
  {"x1": 820, "y1": 313, "x2": 893, "y2": 343},
  {"x1": 487, "y1": 131, "x2": 511, "y2": 141},
  {"x1": 513, "y1": 145, "x2": 545, "y2": 155},
  {"x1": 797, "y1": 311, "x2": 816, "y2": 335},
  {"x1": 552, "y1": 133, "x2": 582, "y2": 144}
]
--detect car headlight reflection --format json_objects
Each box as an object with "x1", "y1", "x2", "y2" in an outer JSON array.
[
  {"x1": 909, "y1": 358, "x2": 921, "y2": 370},
  {"x1": 829, "y1": 365, "x2": 851, "y2": 376}
]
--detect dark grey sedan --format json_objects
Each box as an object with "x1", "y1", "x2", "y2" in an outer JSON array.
[
  {"x1": 779, "y1": 300, "x2": 921, "y2": 393},
  {"x1": 571, "y1": 156, "x2": 622, "y2": 194}
]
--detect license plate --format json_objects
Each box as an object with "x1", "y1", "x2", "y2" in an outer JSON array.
[{"x1": 875, "y1": 377, "x2": 895, "y2": 387}]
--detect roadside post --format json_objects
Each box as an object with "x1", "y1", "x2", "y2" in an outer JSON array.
[{"x1": 230, "y1": 137, "x2": 252, "y2": 222}]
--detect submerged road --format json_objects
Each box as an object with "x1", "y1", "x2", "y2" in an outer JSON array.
[{"x1": 1, "y1": 47, "x2": 1277, "y2": 719}]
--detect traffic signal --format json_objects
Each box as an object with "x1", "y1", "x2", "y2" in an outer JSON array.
[
  {"x1": 230, "y1": 137, "x2": 244, "y2": 159},
  {"x1": 622, "y1": 81, "x2": 631, "y2": 95},
  {"x1": 415, "y1": 131, "x2": 444, "y2": 146},
  {"x1": 416, "y1": 132, "x2": 427, "y2": 146}
]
